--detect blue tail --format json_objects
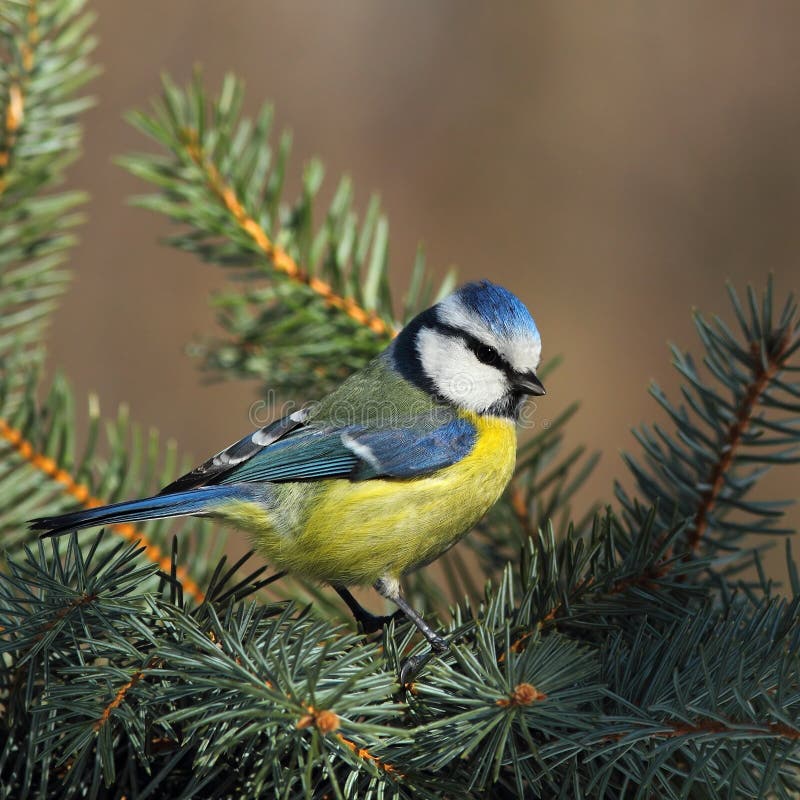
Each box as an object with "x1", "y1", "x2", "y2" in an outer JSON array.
[{"x1": 29, "y1": 485, "x2": 248, "y2": 538}]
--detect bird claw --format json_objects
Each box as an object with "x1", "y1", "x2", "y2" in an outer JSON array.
[
  {"x1": 356, "y1": 608, "x2": 405, "y2": 634},
  {"x1": 400, "y1": 652, "x2": 430, "y2": 685},
  {"x1": 399, "y1": 636, "x2": 449, "y2": 684}
]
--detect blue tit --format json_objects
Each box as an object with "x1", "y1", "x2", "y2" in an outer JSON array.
[{"x1": 31, "y1": 280, "x2": 545, "y2": 680}]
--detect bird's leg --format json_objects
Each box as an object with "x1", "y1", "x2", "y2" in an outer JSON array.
[
  {"x1": 374, "y1": 577, "x2": 449, "y2": 684},
  {"x1": 334, "y1": 585, "x2": 403, "y2": 634}
]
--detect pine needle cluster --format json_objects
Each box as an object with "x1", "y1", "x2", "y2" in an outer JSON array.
[{"x1": 1, "y1": 3, "x2": 799, "y2": 797}]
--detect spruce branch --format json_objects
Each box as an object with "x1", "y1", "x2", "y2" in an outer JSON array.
[
  {"x1": 0, "y1": 415, "x2": 205, "y2": 602},
  {"x1": 2, "y1": 2, "x2": 211, "y2": 599},
  {"x1": 0, "y1": 0, "x2": 36, "y2": 193},
  {"x1": 688, "y1": 292, "x2": 798, "y2": 552},
  {"x1": 179, "y1": 126, "x2": 396, "y2": 340},
  {"x1": 2, "y1": 8, "x2": 799, "y2": 792},
  {"x1": 119, "y1": 73, "x2": 458, "y2": 395},
  {"x1": 590, "y1": 599, "x2": 800, "y2": 797},
  {"x1": 618, "y1": 278, "x2": 800, "y2": 576},
  {"x1": 0, "y1": 331, "x2": 224, "y2": 604},
  {"x1": 0, "y1": 0, "x2": 97, "y2": 399},
  {"x1": 3, "y1": 494, "x2": 800, "y2": 796},
  {"x1": 0, "y1": 8, "x2": 224, "y2": 603}
]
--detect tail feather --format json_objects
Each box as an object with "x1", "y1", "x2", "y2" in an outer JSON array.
[{"x1": 29, "y1": 485, "x2": 247, "y2": 538}]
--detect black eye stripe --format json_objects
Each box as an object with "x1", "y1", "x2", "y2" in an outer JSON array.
[{"x1": 435, "y1": 323, "x2": 515, "y2": 377}]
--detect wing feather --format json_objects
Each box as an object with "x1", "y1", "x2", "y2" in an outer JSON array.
[
  {"x1": 161, "y1": 407, "x2": 477, "y2": 490},
  {"x1": 158, "y1": 411, "x2": 308, "y2": 493}
]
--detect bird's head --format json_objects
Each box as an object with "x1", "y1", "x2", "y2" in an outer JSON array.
[{"x1": 392, "y1": 280, "x2": 544, "y2": 418}]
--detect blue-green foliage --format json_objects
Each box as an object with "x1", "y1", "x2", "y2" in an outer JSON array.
[
  {"x1": 617, "y1": 279, "x2": 800, "y2": 576},
  {"x1": 1, "y1": 3, "x2": 800, "y2": 797}
]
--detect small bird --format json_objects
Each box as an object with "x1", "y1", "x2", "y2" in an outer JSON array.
[{"x1": 31, "y1": 280, "x2": 544, "y2": 680}]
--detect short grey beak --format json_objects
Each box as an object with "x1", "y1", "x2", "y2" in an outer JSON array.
[{"x1": 515, "y1": 371, "x2": 546, "y2": 396}]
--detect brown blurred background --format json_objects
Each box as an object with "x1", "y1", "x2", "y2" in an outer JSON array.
[{"x1": 49, "y1": 2, "x2": 799, "y2": 577}]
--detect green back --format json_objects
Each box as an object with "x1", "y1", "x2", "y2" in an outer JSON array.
[{"x1": 309, "y1": 352, "x2": 449, "y2": 430}]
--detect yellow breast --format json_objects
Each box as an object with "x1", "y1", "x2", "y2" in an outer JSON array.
[{"x1": 219, "y1": 412, "x2": 517, "y2": 587}]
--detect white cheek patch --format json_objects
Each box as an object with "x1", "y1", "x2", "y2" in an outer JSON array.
[
  {"x1": 416, "y1": 327, "x2": 508, "y2": 413},
  {"x1": 437, "y1": 295, "x2": 541, "y2": 374}
]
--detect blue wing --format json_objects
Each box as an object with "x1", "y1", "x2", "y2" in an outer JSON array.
[
  {"x1": 346, "y1": 420, "x2": 477, "y2": 479},
  {"x1": 159, "y1": 412, "x2": 308, "y2": 494},
  {"x1": 29, "y1": 413, "x2": 477, "y2": 537},
  {"x1": 215, "y1": 415, "x2": 477, "y2": 485}
]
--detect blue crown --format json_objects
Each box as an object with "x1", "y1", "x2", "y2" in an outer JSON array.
[{"x1": 453, "y1": 280, "x2": 539, "y2": 339}]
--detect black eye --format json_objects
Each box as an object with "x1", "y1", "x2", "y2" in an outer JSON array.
[{"x1": 474, "y1": 343, "x2": 502, "y2": 367}]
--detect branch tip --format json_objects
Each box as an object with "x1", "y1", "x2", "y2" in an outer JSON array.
[
  {"x1": 180, "y1": 127, "x2": 397, "y2": 339},
  {"x1": 497, "y1": 682, "x2": 546, "y2": 707}
]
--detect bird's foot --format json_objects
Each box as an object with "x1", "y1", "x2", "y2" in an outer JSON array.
[
  {"x1": 399, "y1": 635, "x2": 449, "y2": 685},
  {"x1": 335, "y1": 585, "x2": 407, "y2": 634},
  {"x1": 356, "y1": 608, "x2": 405, "y2": 634}
]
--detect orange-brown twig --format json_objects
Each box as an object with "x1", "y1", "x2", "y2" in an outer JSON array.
[
  {"x1": 335, "y1": 733, "x2": 399, "y2": 776},
  {"x1": 605, "y1": 716, "x2": 800, "y2": 744},
  {"x1": 0, "y1": 417, "x2": 205, "y2": 603},
  {"x1": 0, "y1": 84, "x2": 24, "y2": 179},
  {"x1": 4, "y1": 591, "x2": 98, "y2": 719},
  {"x1": 180, "y1": 128, "x2": 397, "y2": 340},
  {"x1": 22, "y1": 2, "x2": 38, "y2": 72},
  {"x1": 93, "y1": 666, "x2": 147, "y2": 732},
  {"x1": 688, "y1": 332, "x2": 795, "y2": 553},
  {"x1": 0, "y1": 2, "x2": 36, "y2": 193},
  {"x1": 92, "y1": 656, "x2": 166, "y2": 733},
  {"x1": 293, "y1": 701, "x2": 399, "y2": 775}
]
